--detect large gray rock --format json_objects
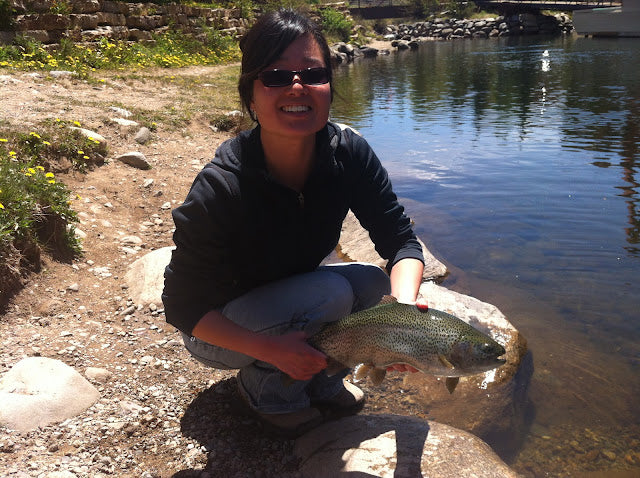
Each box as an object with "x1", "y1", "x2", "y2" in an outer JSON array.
[
  {"x1": 338, "y1": 213, "x2": 530, "y2": 455},
  {"x1": 0, "y1": 357, "x2": 100, "y2": 432},
  {"x1": 123, "y1": 246, "x2": 173, "y2": 307},
  {"x1": 339, "y1": 210, "x2": 448, "y2": 281},
  {"x1": 295, "y1": 414, "x2": 520, "y2": 477},
  {"x1": 402, "y1": 282, "x2": 531, "y2": 455}
]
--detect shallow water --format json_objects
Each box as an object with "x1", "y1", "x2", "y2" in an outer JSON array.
[{"x1": 331, "y1": 35, "x2": 640, "y2": 476}]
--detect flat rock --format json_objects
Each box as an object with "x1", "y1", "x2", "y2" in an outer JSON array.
[
  {"x1": 0, "y1": 357, "x2": 100, "y2": 432},
  {"x1": 110, "y1": 117, "x2": 139, "y2": 128},
  {"x1": 116, "y1": 151, "x2": 151, "y2": 170},
  {"x1": 295, "y1": 414, "x2": 520, "y2": 477},
  {"x1": 339, "y1": 210, "x2": 448, "y2": 281}
]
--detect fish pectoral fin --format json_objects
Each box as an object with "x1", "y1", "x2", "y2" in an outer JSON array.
[
  {"x1": 438, "y1": 354, "x2": 456, "y2": 370},
  {"x1": 445, "y1": 377, "x2": 459, "y2": 394},
  {"x1": 353, "y1": 363, "x2": 372, "y2": 382},
  {"x1": 325, "y1": 358, "x2": 348, "y2": 377},
  {"x1": 369, "y1": 367, "x2": 387, "y2": 386}
]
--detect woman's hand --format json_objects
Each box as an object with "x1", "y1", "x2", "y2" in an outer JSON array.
[{"x1": 260, "y1": 331, "x2": 328, "y2": 381}]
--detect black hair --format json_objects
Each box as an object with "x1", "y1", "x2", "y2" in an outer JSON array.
[{"x1": 238, "y1": 9, "x2": 333, "y2": 122}]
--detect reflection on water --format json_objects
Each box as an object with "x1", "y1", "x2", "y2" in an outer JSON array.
[{"x1": 331, "y1": 35, "x2": 640, "y2": 476}]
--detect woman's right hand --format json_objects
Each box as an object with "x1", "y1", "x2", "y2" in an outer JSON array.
[{"x1": 259, "y1": 331, "x2": 328, "y2": 381}]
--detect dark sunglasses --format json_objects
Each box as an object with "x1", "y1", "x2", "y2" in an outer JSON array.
[{"x1": 258, "y1": 67, "x2": 329, "y2": 87}]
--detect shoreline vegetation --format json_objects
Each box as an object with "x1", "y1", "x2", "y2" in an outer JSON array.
[{"x1": 0, "y1": 1, "x2": 571, "y2": 307}]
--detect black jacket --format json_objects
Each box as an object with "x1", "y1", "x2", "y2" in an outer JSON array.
[{"x1": 162, "y1": 122, "x2": 424, "y2": 335}]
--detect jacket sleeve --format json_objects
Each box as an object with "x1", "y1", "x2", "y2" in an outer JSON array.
[
  {"x1": 342, "y1": 129, "x2": 424, "y2": 271},
  {"x1": 162, "y1": 162, "x2": 238, "y2": 335}
]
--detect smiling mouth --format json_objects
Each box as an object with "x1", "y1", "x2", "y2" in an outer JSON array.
[{"x1": 281, "y1": 105, "x2": 310, "y2": 113}]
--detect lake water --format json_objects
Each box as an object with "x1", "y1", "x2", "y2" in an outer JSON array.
[{"x1": 331, "y1": 35, "x2": 640, "y2": 476}]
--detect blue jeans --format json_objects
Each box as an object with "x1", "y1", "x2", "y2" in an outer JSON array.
[{"x1": 181, "y1": 262, "x2": 390, "y2": 413}]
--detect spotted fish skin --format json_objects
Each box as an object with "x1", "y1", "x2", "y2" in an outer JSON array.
[{"x1": 308, "y1": 296, "x2": 506, "y2": 388}]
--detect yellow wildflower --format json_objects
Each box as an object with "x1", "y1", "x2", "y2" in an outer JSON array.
[
  {"x1": 48, "y1": 179, "x2": 56, "y2": 184},
  {"x1": 45, "y1": 172, "x2": 54, "y2": 178},
  {"x1": 0, "y1": 138, "x2": 7, "y2": 143},
  {"x1": 9, "y1": 151, "x2": 16, "y2": 157},
  {"x1": 29, "y1": 132, "x2": 41, "y2": 139},
  {"x1": 37, "y1": 166, "x2": 45, "y2": 171},
  {"x1": 43, "y1": 141, "x2": 51, "y2": 146},
  {"x1": 77, "y1": 150, "x2": 84, "y2": 155},
  {"x1": 28, "y1": 168, "x2": 36, "y2": 174},
  {"x1": 73, "y1": 121, "x2": 81, "y2": 127},
  {"x1": 0, "y1": 203, "x2": 4, "y2": 210}
]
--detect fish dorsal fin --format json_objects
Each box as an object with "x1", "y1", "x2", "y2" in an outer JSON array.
[
  {"x1": 378, "y1": 295, "x2": 397, "y2": 305},
  {"x1": 369, "y1": 367, "x2": 387, "y2": 386},
  {"x1": 445, "y1": 377, "x2": 460, "y2": 394}
]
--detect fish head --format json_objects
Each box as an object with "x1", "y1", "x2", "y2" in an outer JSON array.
[{"x1": 448, "y1": 332, "x2": 506, "y2": 374}]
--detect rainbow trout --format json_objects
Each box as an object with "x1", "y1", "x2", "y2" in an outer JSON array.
[{"x1": 309, "y1": 296, "x2": 506, "y2": 393}]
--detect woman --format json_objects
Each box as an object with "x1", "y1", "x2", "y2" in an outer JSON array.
[{"x1": 162, "y1": 9, "x2": 425, "y2": 436}]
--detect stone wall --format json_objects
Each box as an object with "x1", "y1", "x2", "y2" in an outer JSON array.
[{"x1": 0, "y1": 0, "x2": 249, "y2": 45}]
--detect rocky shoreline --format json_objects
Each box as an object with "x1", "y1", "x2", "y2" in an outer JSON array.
[{"x1": 331, "y1": 12, "x2": 574, "y2": 62}]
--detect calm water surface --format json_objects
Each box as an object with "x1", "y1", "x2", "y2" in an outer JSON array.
[{"x1": 331, "y1": 35, "x2": 640, "y2": 476}]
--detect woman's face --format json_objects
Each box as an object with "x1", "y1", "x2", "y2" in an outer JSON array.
[{"x1": 250, "y1": 34, "x2": 331, "y2": 141}]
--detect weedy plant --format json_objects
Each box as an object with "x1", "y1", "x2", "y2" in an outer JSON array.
[
  {"x1": 0, "y1": 123, "x2": 99, "y2": 269},
  {"x1": 318, "y1": 7, "x2": 354, "y2": 43}
]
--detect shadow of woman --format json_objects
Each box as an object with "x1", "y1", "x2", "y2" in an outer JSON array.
[{"x1": 172, "y1": 377, "x2": 300, "y2": 477}]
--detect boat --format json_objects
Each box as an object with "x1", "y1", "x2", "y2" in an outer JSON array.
[{"x1": 573, "y1": 0, "x2": 640, "y2": 37}]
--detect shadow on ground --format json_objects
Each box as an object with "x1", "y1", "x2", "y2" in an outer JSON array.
[{"x1": 172, "y1": 377, "x2": 300, "y2": 477}]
